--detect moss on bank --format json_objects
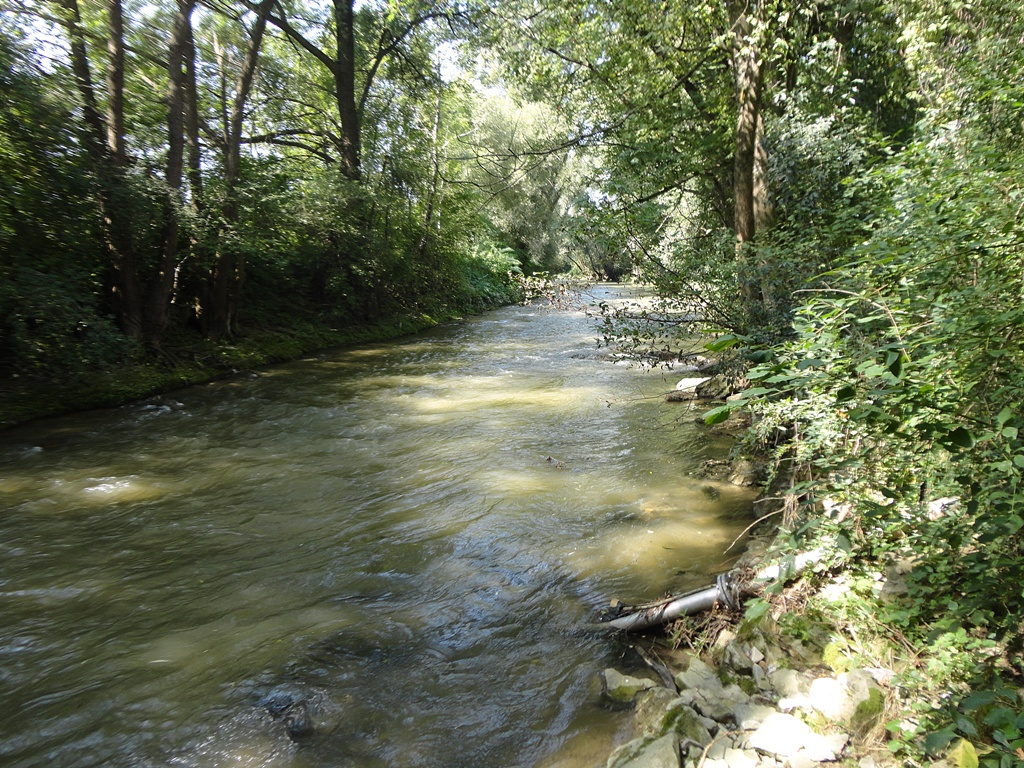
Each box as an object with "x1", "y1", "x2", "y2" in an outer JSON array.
[{"x1": 0, "y1": 310, "x2": 463, "y2": 429}]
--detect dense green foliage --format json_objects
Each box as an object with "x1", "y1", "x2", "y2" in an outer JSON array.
[{"x1": 0, "y1": 0, "x2": 573, "y2": 394}]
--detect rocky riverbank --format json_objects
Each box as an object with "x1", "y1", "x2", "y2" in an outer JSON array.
[
  {"x1": 599, "y1": 593, "x2": 893, "y2": 768},
  {"x1": 593, "y1": 374, "x2": 894, "y2": 768}
]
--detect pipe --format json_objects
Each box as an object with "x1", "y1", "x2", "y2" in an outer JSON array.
[
  {"x1": 601, "y1": 548, "x2": 826, "y2": 632},
  {"x1": 601, "y1": 574, "x2": 739, "y2": 632}
]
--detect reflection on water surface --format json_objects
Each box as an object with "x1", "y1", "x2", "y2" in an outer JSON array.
[{"x1": 0, "y1": 286, "x2": 754, "y2": 768}]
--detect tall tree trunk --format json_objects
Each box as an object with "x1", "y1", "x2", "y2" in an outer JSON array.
[
  {"x1": 146, "y1": 0, "x2": 195, "y2": 343},
  {"x1": 183, "y1": 7, "x2": 204, "y2": 205},
  {"x1": 105, "y1": 0, "x2": 126, "y2": 162},
  {"x1": 752, "y1": 110, "x2": 775, "y2": 311},
  {"x1": 207, "y1": 0, "x2": 274, "y2": 339},
  {"x1": 57, "y1": 0, "x2": 143, "y2": 339},
  {"x1": 418, "y1": 84, "x2": 443, "y2": 262},
  {"x1": 334, "y1": 0, "x2": 361, "y2": 181},
  {"x1": 728, "y1": 1, "x2": 765, "y2": 312}
]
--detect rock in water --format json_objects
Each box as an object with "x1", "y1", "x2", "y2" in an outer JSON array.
[
  {"x1": 259, "y1": 690, "x2": 315, "y2": 740},
  {"x1": 603, "y1": 668, "x2": 657, "y2": 706},
  {"x1": 607, "y1": 733, "x2": 680, "y2": 768}
]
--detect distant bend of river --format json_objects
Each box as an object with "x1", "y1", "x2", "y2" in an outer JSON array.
[{"x1": 0, "y1": 285, "x2": 755, "y2": 768}]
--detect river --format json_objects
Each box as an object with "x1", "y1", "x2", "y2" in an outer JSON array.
[{"x1": 0, "y1": 285, "x2": 754, "y2": 768}]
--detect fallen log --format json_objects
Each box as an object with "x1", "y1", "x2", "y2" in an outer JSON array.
[{"x1": 600, "y1": 549, "x2": 825, "y2": 632}]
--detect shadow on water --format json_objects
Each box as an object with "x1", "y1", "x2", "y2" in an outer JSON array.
[{"x1": 0, "y1": 286, "x2": 755, "y2": 768}]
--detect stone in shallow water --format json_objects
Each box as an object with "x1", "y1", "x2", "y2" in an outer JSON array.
[
  {"x1": 603, "y1": 668, "x2": 657, "y2": 705},
  {"x1": 607, "y1": 733, "x2": 680, "y2": 768}
]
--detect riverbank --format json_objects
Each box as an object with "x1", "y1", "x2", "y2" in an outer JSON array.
[
  {"x1": 0, "y1": 310, "x2": 470, "y2": 429},
  {"x1": 600, "y1": 533, "x2": 892, "y2": 768},
  {"x1": 597, "y1": 373, "x2": 1019, "y2": 768}
]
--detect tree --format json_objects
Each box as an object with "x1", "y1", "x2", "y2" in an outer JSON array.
[
  {"x1": 266, "y1": 0, "x2": 457, "y2": 180},
  {"x1": 204, "y1": 0, "x2": 275, "y2": 338},
  {"x1": 54, "y1": 0, "x2": 146, "y2": 339}
]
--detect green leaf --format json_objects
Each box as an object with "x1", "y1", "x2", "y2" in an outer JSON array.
[
  {"x1": 962, "y1": 691, "x2": 1000, "y2": 711},
  {"x1": 889, "y1": 356, "x2": 903, "y2": 378},
  {"x1": 742, "y1": 598, "x2": 771, "y2": 624},
  {"x1": 836, "y1": 385, "x2": 857, "y2": 402},
  {"x1": 706, "y1": 334, "x2": 744, "y2": 352},
  {"x1": 924, "y1": 727, "x2": 958, "y2": 755},
  {"x1": 948, "y1": 738, "x2": 979, "y2": 768},
  {"x1": 703, "y1": 405, "x2": 732, "y2": 425},
  {"x1": 942, "y1": 427, "x2": 976, "y2": 450},
  {"x1": 996, "y1": 407, "x2": 1015, "y2": 427}
]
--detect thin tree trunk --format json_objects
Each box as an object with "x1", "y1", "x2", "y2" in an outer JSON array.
[
  {"x1": 728, "y1": 1, "x2": 765, "y2": 311},
  {"x1": 105, "y1": 0, "x2": 126, "y2": 162},
  {"x1": 184, "y1": 11, "x2": 204, "y2": 206},
  {"x1": 753, "y1": 110, "x2": 775, "y2": 311},
  {"x1": 418, "y1": 84, "x2": 443, "y2": 262},
  {"x1": 57, "y1": 0, "x2": 143, "y2": 339},
  {"x1": 146, "y1": 0, "x2": 194, "y2": 343},
  {"x1": 207, "y1": 0, "x2": 274, "y2": 338},
  {"x1": 335, "y1": 0, "x2": 361, "y2": 180}
]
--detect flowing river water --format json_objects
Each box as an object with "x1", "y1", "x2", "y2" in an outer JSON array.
[{"x1": 0, "y1": 285, "x2": 755, "y2": 768}]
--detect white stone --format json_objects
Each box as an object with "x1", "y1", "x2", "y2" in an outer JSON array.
[
  {"x1": 676, "y1": 376, "x2": 711, "y2": 391},
  {"x1": 809, "y1": 676, "x2": 848, "y2": 720},
  {"x1": 747, "y1": 713, "x2": 848, "y2": 761},
  {"x1": 777, "y1": 694, "x2": 813, "y2": 713},
  {"x1": 768, "y1": 668, "x2": 812, "y2": 697},
  {"x1": 788, "y1": 754, "x2": 821, "y2": 768},
  {"x1": 722, "y1": 748, "x2": 760, "y2": 768},
  {"x1": 732, "y1": 703, "x2": 776, "y2": 730}
]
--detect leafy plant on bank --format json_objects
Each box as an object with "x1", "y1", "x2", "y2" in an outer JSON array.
[{"x1": 711, "y1": 84, "x2": 1024, "y2": 768}]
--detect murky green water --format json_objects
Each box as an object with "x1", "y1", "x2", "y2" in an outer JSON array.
[{"x1": 0, "y1": 285, "x2": 753, "y2": 768}]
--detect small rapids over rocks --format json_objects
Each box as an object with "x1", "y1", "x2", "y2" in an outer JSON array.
[{"x1": 0, "y1": 285, "x2": 756, "y2": 768}]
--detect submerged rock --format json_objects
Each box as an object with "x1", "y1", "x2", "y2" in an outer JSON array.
[
  {"x1": 607, "y1": 733, "x2": 680, "y2": 768},
  {"x1": 727, "y1": 459, "x2": 763, "y2": 487},
  {"x1": 603, "y1": 668, "x2": 658, "y2": 706},
  {"x1": 258, "y1": 690, "x2": 316, "y2": 740}
]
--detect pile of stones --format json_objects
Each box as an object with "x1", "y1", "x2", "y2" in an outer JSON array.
[{"x1": 601, "y1": 625, "x2": 892, "y2": 768}]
